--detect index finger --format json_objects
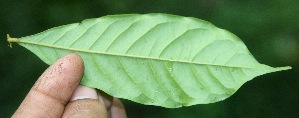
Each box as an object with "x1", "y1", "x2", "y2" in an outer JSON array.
[{"x1": 13, "y1": 53, "x2": 84, "y2": 118}]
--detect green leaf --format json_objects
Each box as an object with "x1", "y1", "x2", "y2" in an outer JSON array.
[{"x1": 8, "y1": 13, "x2": 291, "y2": 108}]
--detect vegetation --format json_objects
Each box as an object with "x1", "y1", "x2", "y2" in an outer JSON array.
[{"x1": 1, "y1": 1, "x2": 297, "y2": 117}]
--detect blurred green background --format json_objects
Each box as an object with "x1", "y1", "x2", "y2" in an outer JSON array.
[{"x1": 0, "y1": 0, "x2": 298, "y2": 117}]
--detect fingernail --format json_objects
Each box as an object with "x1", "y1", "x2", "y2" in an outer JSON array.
[{"x1": 70, "y1": 85, "x2": 98, "y2": 101}]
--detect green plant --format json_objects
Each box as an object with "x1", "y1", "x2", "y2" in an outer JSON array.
[{"x1": 7, "y1": 13, "x2": 291, "y2": 108}]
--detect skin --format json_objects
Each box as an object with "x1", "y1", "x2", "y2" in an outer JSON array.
[{"x1": 12, "y1": 53, "x2": 126, "y2": 118}]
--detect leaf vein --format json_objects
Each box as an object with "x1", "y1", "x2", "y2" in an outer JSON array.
[
  {"x1": 36, "y1": 30, "x2": 56, "y2": 43},
  {"x1": 190, "y1": 64, "x2": 208, "y2": 93},
  {"x1": 124, "y1": 21, "x2": 173, "y2": 54},
  {"x1": 105, "y1": 19, "x2": 143, "y2": 52},
  {"x1": 163, "y1": 62, "x2": 191, "y2": 102},
  {"x1": 158, "y1": 28, "x2": 190, "y2": 57},
  {"x1": 18, "y1": 40, "x2": 259, "y2": 69},
  {"x1": 117, "y1": 56, "x2": 152, "y2": 100},
  {"x1": 35, "y1": 44, "x2": 51, "y2": 63},
  {"x1": 87, "y1": 20, "x2": 121, "y2": 50},
  {"x1": 148, "y1": 60, "x2": 177, "y2": 104},
  {"x1": 191, "y1": 40, "x2": 214, "y2": 61},
  {"x1": 206, "y1": 66, "x2": 234, "y2": 94},
  {"x1": 51, "y1": 26, "x2": 79, "y2": 46},
  {"x1": 67, "y1": 21, "x2": 100, "y2": 48},
  {"x1": 91, "y1": 54, "x2": 113, "y2": 90}
]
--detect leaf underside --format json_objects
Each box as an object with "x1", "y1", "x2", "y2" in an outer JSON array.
[{"x1": 9, "y1": 13, "x2": 291, "y2": 108}]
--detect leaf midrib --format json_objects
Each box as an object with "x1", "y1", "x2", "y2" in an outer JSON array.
[{"x1": 17, "y1": 39, "x2": 258, "y2": 69}]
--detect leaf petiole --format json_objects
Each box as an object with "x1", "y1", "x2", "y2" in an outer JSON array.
[{"x1": 7, "y1": 34, "x2": 20, "y2": 48}]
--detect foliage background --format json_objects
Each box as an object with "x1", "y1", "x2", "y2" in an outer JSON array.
[{"x1": 0, "y1": 0, "x2": 298, "y2": 117}]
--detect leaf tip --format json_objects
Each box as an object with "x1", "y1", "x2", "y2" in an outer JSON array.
[
  {"x1": 279, "y1": 66, "x2": 292, "y2": 70},
  {"x1": 268, "y1": 66, "x2": 292, "y2": 73},
  {"x1": 7, "y1": 34, "x2": 19, "y2": 48}
]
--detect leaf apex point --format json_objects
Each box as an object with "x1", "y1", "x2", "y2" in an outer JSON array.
[
  {"x1": 271, "y1": 66, "x2": 292, "y2": 72},
  {"x1": 282, "y1": 66, "x2": 292, "y2": 70}
]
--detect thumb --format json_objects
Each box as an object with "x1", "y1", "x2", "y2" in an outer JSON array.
[{"x1": 62, "y1": 85, "x2": 108, "y2": 118}]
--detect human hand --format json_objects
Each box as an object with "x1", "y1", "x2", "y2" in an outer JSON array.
[{"x1": 13, "y1": 53, "x2": 126, "y2": 118}]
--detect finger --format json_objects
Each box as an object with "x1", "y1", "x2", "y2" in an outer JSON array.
[
  {"x1": 97, "y1": 90, "x2": 127, "y2": 118},
  {"x1": 62, "y1": 85, "x2": 108, "y2": 118},
  {"x1": 13, "y1": 53, "x2": 84, "y2": 118},
  {"x1": 97, "y1": 90, "x2": 113, "y2": 113},
  {"x1": 111, "y1": 98, "x2": 127, "y2": 118}
]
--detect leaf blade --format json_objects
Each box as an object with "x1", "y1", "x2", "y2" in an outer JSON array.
[{"x1": 8, "y1": 13, "x2": 291, "y2": 108}]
